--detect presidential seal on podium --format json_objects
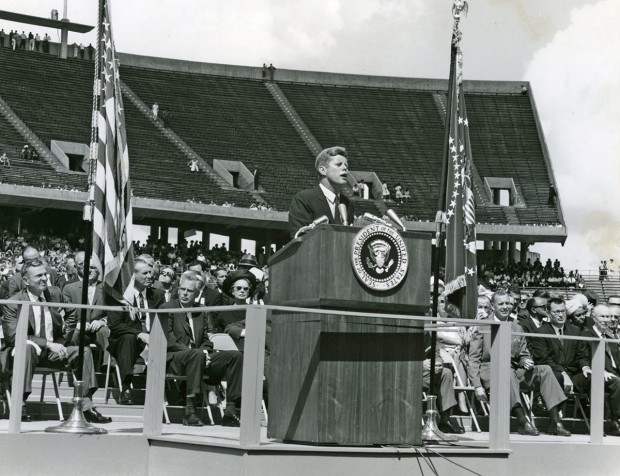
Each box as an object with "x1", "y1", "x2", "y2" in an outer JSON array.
[{"x1": 351, "y1": 223, "x2": 408, "y2": 291}]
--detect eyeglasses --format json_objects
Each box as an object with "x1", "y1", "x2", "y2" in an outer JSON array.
[
  {"x1": 234, "y1": 286, "x2": 249, "y2": 292},
  {"x1": 162, "y1": 271, "x2": 175, "y2": 277}
]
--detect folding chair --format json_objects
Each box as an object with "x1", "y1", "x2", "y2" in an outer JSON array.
[
  {"x1": 103, "y1": 354, "x2": 123, "y2": 404},
  {"x1": 209, "y1": 333, "x2": 268, "y2": 423},
  {"x1": 6, "y1": 367, "x2": 64, "y2": 421}
]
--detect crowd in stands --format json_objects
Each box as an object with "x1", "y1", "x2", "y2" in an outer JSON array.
[
  {"x1": 478, "y1": 258, "x2": 584, "y2": 289},
  {"x1": 0, "y1": 27, "x2": 94, "y2": 59}
]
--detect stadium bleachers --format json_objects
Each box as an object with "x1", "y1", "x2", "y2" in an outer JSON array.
[
  {"x1": 0, "y1": 46, "x2": 562, "y2": 227},
  {"x1": 278, "y1": 82, "x2": 444, "y2": 220},
  {"x1": 119, "y1": 66, "x2": 316, "y2": 210},
  {"x1": 464, "y1": 94, "x2": 552, "y2": 209}
]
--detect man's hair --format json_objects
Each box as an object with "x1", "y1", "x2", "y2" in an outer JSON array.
[
  {"x1": 21, "y1": 258, "x2": 45, "y2": 278},
  {"x1": 315, "y1": 146, "x2": 347, "y2": 173},
  {"x1": 65, "y1": 254, "x2": 75, "y2": 262},
  {"x1": 22, "y1": 245, "x2": 39, "y2": 259},
  {"x1": 134, "y1": 258, "x2": 152, "y2": 271},
  {"x1": 546, "y1": 296, "x2": 565, "y2": 310},
  {"x1": 136, "y1": 253, "x2": 155, "y2": 266},
  {"x1": 214, "y1": 267, "x2": 228, "y2": 276},
  {"x1": 532, "y1": 289, "x2": 550, "y2": 299},
  {"x1": 491, "y1": 289, "x2": 510, "y2": 304},
  {"x1": 179, "y1": 270, "x2": 201, "y2": 285},
  {"x1": 188, "y1": 260, "x2": 206, "y2": 271}
]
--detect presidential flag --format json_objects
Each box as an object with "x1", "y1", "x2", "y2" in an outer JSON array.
[
  {"x1": 91, "y1": 0, "x2": 135, "y2": 303},
  {"x1": 443, "y1": 25, "x2": 478, "y2": 319}
]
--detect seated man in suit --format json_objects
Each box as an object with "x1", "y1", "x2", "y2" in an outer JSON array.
[
  {"x1": 63, "y1": 252, "x2": 110, "y2": 365},
  {"x1": 160, "y1": 271, "x2": 243, "y2": 427},
  {"x1": 577, "y1": 304, "x2": 620, "y2": 435},
  {"x1": 468, "y1": 290, "x2": 570, "y2": 436},
  {"x1": 107, "y1": 258, "x2": 165, "y2": 405},
  {"x1": 288, "y1": 146, "x2": 354, "y2": 239},
  {"x1": 1, "y1": 259, "x2": 110, "y2": 423}
]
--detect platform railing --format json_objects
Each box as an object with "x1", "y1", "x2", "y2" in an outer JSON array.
[{"x1": 0, "y1": 299, "x2": 614, "y2": 449}]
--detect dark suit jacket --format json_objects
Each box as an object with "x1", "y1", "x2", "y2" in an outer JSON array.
[
  {"x1": 578, "y1": 327, "x2": 620, "y2": 376},
  {"x1": 1, "y1": 287, "x2": 65, "y2": 350},
  {"x1": 530, "y1": 322, "x2": 584, "y2": 376},
  {"x1": 204, "y1": 287, "x2": 221, "y2": 307},
  {"x1": 288, "y1": 185, "x2": 354, "y2": 238},
  {"x1": 107, "y1": 287, "x2": 165, "y2": 339},
  {"x1": 517, "y1": 314, "x2": 544, "y2": 335},
  {"x1": 159, "y1": 299, "x2": 213, "y2": 361},
  {"x1": 62, "y1": 281, "x2": 105, "y2": 342},
  {"x1": 57, "y1": 274, "x2": 79, "y2": 291}
]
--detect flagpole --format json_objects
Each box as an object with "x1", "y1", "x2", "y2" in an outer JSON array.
[
  {"x1": 46, "y1": 0, "x2": 106, "y2": 434},
  {"x1": 429, "y1": 9, "x2": 460, "y2": 397}
]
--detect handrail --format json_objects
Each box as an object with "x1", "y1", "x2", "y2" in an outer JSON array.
[{"x1": 0, "y1": 299, "x2": 612, "y2": 448}]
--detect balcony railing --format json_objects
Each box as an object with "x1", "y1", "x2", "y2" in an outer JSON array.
[{"x1": 0, "y1": 299, "x2": 613, "y2": 450}]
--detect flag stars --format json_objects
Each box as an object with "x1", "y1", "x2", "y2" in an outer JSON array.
[
  {"x1": 464, "y1": 118, "x2": 469, "y2": 126},
  {"x1": 458, "y1": 116, "x2": 463, "y2": 124}
]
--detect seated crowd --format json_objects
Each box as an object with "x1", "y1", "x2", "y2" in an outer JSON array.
[
  {"x1": 1, "y1": 226, "x2": 618, "y2": 438},
  {"x1": 430, "y1": 280, "x2": 620, "y2": 436},
  {"x1": 478, "y1": 258, "x2": 584, "y2": 289},
  {"x1": 0, "y1": 226, "x2": 270, "y2": 427}
]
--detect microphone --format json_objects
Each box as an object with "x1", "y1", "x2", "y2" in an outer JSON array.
[
  {"x1": 385, "y1": 208, "x2": 407, "y2": 232},
  {"x1": 294, "y1": 215, "x2": 329, "y2": 239},
  {"x1": 362, "y1": 212, "x2": 395, "y2": 229},
  {"x1": 372, "y1": 198, "x2": 407, "y2": 231},
  {"x1": 338, "y1": 202, "x2": 348, "y2": 226}
]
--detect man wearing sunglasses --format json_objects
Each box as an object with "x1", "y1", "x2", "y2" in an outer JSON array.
[
  {"x1": 158, "y1": 266, "x2": 177, "y2": 303},
  {"x1": 518, "y1": 297, "x2": 548, "y2": 334}
]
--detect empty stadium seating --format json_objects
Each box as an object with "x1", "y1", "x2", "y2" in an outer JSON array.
[{"x1": 0, "y1": 46, "x2": 562, "y2": 227}]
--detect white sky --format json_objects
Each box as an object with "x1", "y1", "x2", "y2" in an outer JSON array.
[{"x1": 2, "y1": 0, "x2": 618, "y2": 270}]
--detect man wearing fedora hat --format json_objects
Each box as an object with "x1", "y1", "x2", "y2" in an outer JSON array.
[{"x1": 288, "y1": 146, "x2": 355, "y2": 239}]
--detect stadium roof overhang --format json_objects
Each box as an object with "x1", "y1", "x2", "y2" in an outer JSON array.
[
  {"x1": 0, "y1": 185, "x2": 567, "y2": 244},
  {"x1": 0, "y1": 11, "x2": 94, "y2": 33}
]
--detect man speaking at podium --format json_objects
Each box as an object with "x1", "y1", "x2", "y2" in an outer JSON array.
[{"x1": 289, "y1": 146, "x2": 355, "y2": 239}]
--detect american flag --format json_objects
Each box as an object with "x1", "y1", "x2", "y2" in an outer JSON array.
[
  {"x1": 443, "y1": 42, "x2": 478, "y2": 319},
  {"x1": 91, "y1": 0, "x2": 135, "y2": 303}
]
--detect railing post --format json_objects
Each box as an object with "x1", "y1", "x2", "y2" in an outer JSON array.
[
  {"x1": 589, "y1": 340, "x2": 605, "y2": 444},
  {"x1": 143, "y1": 313, "x2": 167, "y2": 436},
  {"x1": 239, "y1": 305, "x2": 267, "y2": 447},
  {"x1": 488, "y1": 322, "x2": 511, "y2": 450},
  {"x1": 8, "y1": 302, "x2": 31, "y2": 434}
]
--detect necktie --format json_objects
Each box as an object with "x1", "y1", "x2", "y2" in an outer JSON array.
[
  {"x1": 137, "y1": 293, "x2": 148, "y2": 332},
  {"x1": 186, "y1": 313, "x2": 195, "y2": 347},
  {"x1": 334, "y1": 195, "x2": 340, "y2": 223},
  {"x1": 38, "y1": 297, "x2": 46, "y2": 338},
  {"x1": 558, "y1": 328, "x2": 564, "y2": 349}
]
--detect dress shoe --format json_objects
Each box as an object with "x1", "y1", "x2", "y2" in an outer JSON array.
[
  {"x1": 438, "y1": 420, "x2": 465, "y2": 434},
  {"x1": 83, "y1": 408, "x2": 112, "y2": 424},
  {"x1": 517, "y1": 421, "x2": 540, "y2": 436},
  {"x1": 119, "y1": 388, "x2": 134, "y2": 405},
  {"x1": 607, "y1": 420, "x2": 620, "y2": 437},
  {"x1": 222, "y1": 412, "x2": 241, "y2": 427},
  {"x1": 21, "y1": 405, "x2": 32, "y2": 422},
  {"x1": 547, "y1": 422, "x2": 571, "y2": 437},
  {"x1": 183, "y1": 413, "x2": 204, "y2": 427}
]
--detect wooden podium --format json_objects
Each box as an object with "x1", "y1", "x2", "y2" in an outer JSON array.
[{"x1": 267, "y1": 225, "x2": 431, "y2": 445}]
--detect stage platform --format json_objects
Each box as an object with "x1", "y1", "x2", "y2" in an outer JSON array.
[{"x1": 1, "y1": 414, "x2": 619, "y2": 476}]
